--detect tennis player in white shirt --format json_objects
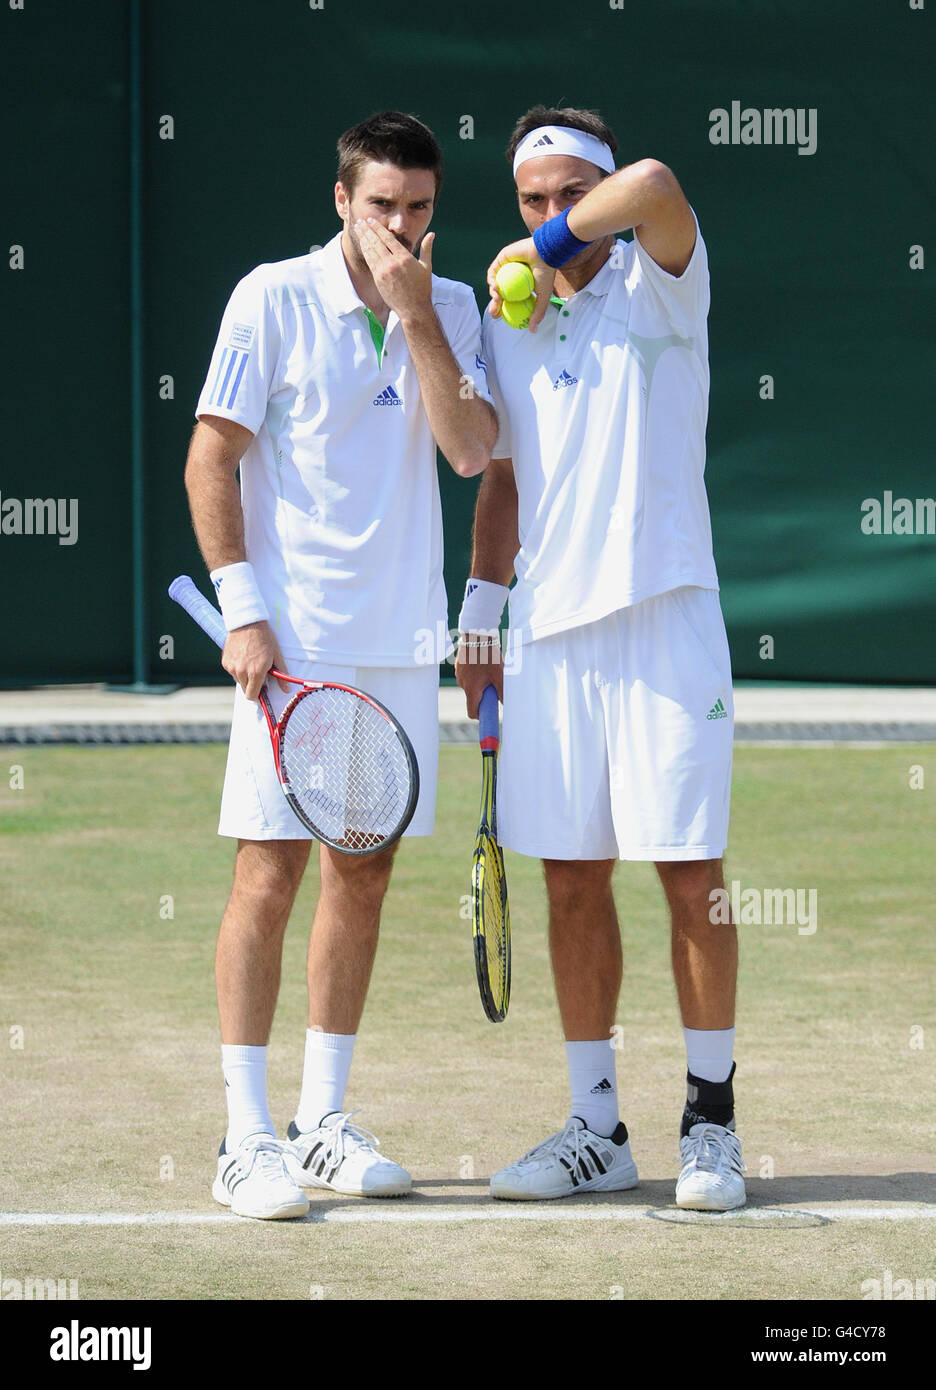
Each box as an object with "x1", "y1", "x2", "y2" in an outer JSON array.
[
  {"x1": 185, "y1": 111, "x2": 496, "y2": 1219},
  {"x1": 456, "y1": 106, "x2": 744, "y2": 1211}
]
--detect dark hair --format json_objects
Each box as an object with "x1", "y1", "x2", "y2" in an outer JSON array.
[
  {"x1": 505, "y1": 105, "x2": 618, "y2": 170},
  {"x1": 337, "y1": 111, "x2": 444, "y2": 198}
]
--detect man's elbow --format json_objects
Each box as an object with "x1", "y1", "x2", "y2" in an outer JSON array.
[
  {"x1": 450, "y1": 448, "x2": 490, "y2": 479},
  {"x1": 450, "y1": 405, "x2": 497, "y2": 477},
  {"x1": 638, "y1": 160, "x2": 682, "y2": 209}
]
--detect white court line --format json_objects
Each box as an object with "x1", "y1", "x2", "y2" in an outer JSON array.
[{"x1": 1, "y1": 1204, "x2": 934, "y2": 1228}]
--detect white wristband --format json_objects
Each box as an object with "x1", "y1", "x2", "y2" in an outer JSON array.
[
  {"x1": 458, "y1": 578, "x2": 509, "y2": 634},
  {"x1": 209, "y1": 561, "x2": 270, "y2": 631}
]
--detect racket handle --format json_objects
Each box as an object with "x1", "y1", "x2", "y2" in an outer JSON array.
[
  {"x1": 168, "y1": 574, "x2": 229, "y2": 650},
  {"x1": 478, "y1": 684, "x2": 500, "y2": 752}
]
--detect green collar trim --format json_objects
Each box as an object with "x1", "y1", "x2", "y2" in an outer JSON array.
[{"x1": 363, "y1": 307, "x2": 385, "y2": 365}]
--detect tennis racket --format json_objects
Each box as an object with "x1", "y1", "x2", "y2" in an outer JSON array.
[
  {"x1": 471, "y1": 684, "x2": 511, "y2": 1022},
  {"x1": 168, "y1": 575, "x2": 419, "y2": 856}
]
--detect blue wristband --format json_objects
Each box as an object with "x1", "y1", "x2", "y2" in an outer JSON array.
[{"x1": 532, "y1": 207, "x2": 592, "y2": 269}]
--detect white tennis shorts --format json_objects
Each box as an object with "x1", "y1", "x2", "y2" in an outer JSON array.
[
  {"x1": 218, "y1": 660, "x2": 440, "y2": 841},
  {"x1": 497, "y1": 587, "x2": 734, "y2": 862}
]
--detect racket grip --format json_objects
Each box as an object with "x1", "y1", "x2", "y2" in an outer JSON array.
[
  {"x1": 478, "y1": 684, "x2": 500, "y2": 751},
  {"x1": 168, "y1": 574, "x2": 229, "y2": 650}
]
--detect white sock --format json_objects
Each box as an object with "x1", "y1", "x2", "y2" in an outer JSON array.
[
  {"x1": 565, "y1": 1039, "x2": 619, "y2": 1137},
  {"x1": 222, "y1": 1044, "x2": 275, "y2": 1150},
  {"x1": 294, "y1": 1030, "x2": 356, "y2": 1132},
  {"x1": 683, "y1": 1026, "x2": 735, "y2": 1083}
]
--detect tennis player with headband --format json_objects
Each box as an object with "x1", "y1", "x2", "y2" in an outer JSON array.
[{"x1": 456, "y1": 106, "x2": 744, "y2": 1210}]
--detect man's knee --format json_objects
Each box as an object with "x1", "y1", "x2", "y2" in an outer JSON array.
[
  {"x1": 543, "y1": 858, "x2": 615, "y2": 913},
  {"x1": 230, "y1": 839, "x2": 310, "y2": 917},
  {"x1": 320, "y1": 841, "x2": 398, "y2": 906},
  {"x1": 657, "y1": 858, "x2": 723, "y2": 921}
]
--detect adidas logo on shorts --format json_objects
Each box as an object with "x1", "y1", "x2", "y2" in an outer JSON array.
[{"x1": 707, "y1": 698, "x2": 728, "y2": 720}]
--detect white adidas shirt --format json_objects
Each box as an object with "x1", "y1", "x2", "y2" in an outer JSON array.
[
  {"x1": 196, "y1": 232, "x2": 491, "y2": 664},
  {"x1": 481, "y1": 211, "x2": 719, "y2": 643}
]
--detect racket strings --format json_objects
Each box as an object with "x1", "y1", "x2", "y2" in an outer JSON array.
[
  {"x1": 281, "y1": 689, "x2": 412, "y2": 849},
  {"x1": 481, "y1": 844, "x2": 509, "y2": 1003},
  {"x1": 475, "y1": 832, "x2": 509, "y2": 1013}
]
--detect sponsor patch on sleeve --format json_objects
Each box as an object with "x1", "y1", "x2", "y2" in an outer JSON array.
[{"x1": 228, "y1": 322, "x2": 256, "y2": 351}]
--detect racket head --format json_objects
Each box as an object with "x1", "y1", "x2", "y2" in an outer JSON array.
[
  {"x1": 276, "y1": 682, "x2": 419, "y2": 856},
  {"x1": 471, "y1": 754, "x2": 511, "y2": 1022}
]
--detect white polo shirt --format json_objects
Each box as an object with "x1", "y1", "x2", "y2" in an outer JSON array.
[
  {"x1": 481, "y1": 211, "x2": 718, "y2": 644},
  {"x1": 196, "y1": 232, "x2": 491, "y2": 665}
]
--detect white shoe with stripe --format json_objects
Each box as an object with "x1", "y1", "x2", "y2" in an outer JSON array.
[
  {"x1": 285, "y1": 1111, "x2": 412, "y2": 1197},
  {"x1": 212, "y1": 1134, "x2": 309, "y2": 1220},
  {"x1": 676, "y1": 1123, "x2": 746, "y2": 1210},
  {"x1": 490, "y1": 1117, "x2": 639, "y2": 1200}
]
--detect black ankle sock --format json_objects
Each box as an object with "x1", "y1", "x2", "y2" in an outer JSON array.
[{"x1": 680, "y1": 1062, "x2": 736, "y2": 1137}]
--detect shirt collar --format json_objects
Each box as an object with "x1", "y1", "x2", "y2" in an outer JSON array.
[
  {"x1": 550, "y1": 241, "x2": 623, "y2": 307},
  {"x1": 319, "y1": 232, "x2": 364, "y2": 317},
  {"x1": 570, "y1": 242, "x2": 621, "y2": 300}
]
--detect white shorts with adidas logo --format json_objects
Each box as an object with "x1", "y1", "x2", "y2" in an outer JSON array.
[{"x1": 497, "y1": 586, "x2": 733, "y2": 862}]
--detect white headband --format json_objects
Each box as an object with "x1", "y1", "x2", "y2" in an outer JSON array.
[{"x1": 512, "y1": 125, "x2": 616, "y2": 178}]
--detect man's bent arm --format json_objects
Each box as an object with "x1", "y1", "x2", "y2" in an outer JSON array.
[
  {"x1": 567, "y1": 159, "x2": 697, "y2": 276},
  {"x1": 400, "y1": 307, "x2": 498, "y2": 478}
]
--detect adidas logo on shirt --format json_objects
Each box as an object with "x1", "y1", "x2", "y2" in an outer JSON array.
[
  {"x1": 552, "y1": 369, "x2": 579, "y2": 391},
  {"x1": 373, "y1": 385, "x2": 403, "y2": 407},
  {"x1": 707, "y1": 697, "x2": 728, "y2": 720},
  {"x1": 590, "y1": 1077, "x2": 613, "y2": 1094}
]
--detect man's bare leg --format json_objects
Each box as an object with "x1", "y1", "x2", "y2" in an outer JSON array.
[
  {"x1": 289, "y1": 840, "x2": 411, "y2": 1196},
  {"x1": 306, "y1": 841, "x2": 399, "y2": 1033},
  {"x1": 489, "y1": 858, "x2": 637, "y2": 1198},
  {"x1": 291, "y1": 840, "x2": 398, "y2": 1129},
  {"x1": 543, "y1": 859, "x2": 621, "y2": 1041},
  {"x1": 215, "y1": 838, "x2": 311, "y2": 1205},
  {"x1": 658, "y1": 858, "x2": 736, "y2": 1032},
  {"x1": 657, "y1": 857, "x2": 744, "y2": 1209},
  {"x1": 217, "y1": 838, "x2": 311, "y2": 1044}
]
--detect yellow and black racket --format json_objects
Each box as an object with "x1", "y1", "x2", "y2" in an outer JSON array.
[{"x1": 471, "y1": 685, "x2": 511, "y2": 1022}]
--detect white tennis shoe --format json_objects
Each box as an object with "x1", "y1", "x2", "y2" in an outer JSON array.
[
  {"x1": 285, "y1": 1111, "x2": 412, "y2": 1197},
  {"x1": 212, "y1": 1134, "x2": 309, "y2": 1220},
  {"x1": 490, "y1": 1118, "x2": 639, "y2": 1200},
  {"x1": 676, "y1": 1123, "x2": 746, "y2": 1210}
]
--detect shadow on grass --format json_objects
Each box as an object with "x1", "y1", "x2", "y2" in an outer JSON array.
[{"x1": 295, "y1": 1170, "x2": 936, "y2": 1217}]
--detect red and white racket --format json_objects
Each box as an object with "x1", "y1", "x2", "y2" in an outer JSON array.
[{"x1": 169, "y1": 576, "x2": 419, "y2": 856}]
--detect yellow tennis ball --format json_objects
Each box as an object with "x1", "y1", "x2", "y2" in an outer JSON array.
[
  {"x1": 501, "y1": 295, "x2": 536, "y2": 330},
  {"x1": 495, "y1": 262, "x2": 535, "y2": 302}
]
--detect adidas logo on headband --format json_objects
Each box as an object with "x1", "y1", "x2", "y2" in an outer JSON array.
[{"x1": 513, "y1": 124, "x2": 616, "y2": 177}]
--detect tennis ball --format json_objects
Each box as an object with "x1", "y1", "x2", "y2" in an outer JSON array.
[
  {"x1": 495, "y1": 262, "x2": 535, "y2": 302},
  {"x1": 501, "y1": 295, "x2": 536, "y2": 330}
]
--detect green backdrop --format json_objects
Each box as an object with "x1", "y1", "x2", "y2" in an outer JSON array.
[{"x1": 2, "y1": 0, "x2": 933, "y2": 684}]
